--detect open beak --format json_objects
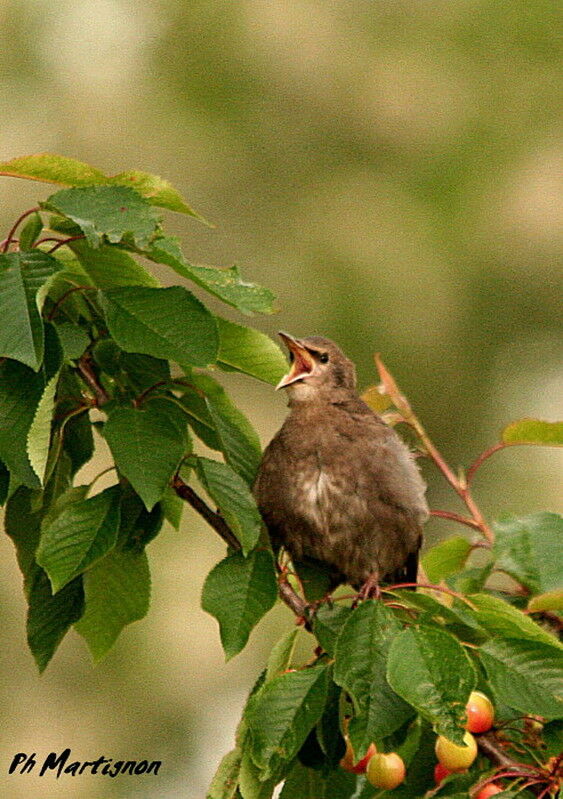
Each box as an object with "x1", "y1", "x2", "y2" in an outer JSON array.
[{"x1": 276, "y1": 332, "x2": 316, "y2": 390}]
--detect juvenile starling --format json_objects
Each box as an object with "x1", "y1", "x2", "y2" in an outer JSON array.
[{"x1": 253, "y1": 333, "x2": 429, "y2": 594}]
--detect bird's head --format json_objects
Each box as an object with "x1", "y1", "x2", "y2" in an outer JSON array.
[{"x1": 276, "y1": 332, "x2": 356, "y2": 402}]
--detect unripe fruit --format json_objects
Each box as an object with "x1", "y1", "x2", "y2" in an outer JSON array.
[
  {"x1": 475, "y1": 783, "x2": 503, "y2": 798},
  {"x1": 366, "y1": 752, "x2": 406, "y2": 790},
  {"x1": 434, "y1": 762, "x2": 452, "y2": 784},
  {"x1": 465, "y1": 691, "x2": 495, "y2": 733},
  {"x1": 435, "y1": 731, "x2": 478, "y2": 771}
]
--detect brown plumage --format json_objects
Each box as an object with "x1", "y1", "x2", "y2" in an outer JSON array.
[{"x1": 253, "y1": 333, "x2": 429, "y2": 593}]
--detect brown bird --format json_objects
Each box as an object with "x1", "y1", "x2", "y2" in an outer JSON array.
[{"x1": 253, "y1": 333, "x2": 429, "y2": 596}]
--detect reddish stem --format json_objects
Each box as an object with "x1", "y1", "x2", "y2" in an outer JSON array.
[
  {"x1": 47, "y1": 234, "x2": 85, "y2": 253},
  {"x1": 77, "y1": 353, "x2": 109, "y2": 406},
  {"x1": 383, "y1": 582, "x2": 477, "y2": 608},
  {"x1": 1, "y1": 206, "x2": 40, "y2": 252},
  {"x1": 430, "y1": 509, "x2": 482, "y2": 531},
  {"x1": 47, "y1": 284, "x2": 96, "y2": 321},
  {"x1": 134, "y1": 380, "x2": 169, "y2": 407},
  {"x1": 466, "y1": 442, "x2": 510, "y2": 484}
]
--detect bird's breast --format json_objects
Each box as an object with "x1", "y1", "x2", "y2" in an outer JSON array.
[{"x1": 293, "y1": 464, "x2": 365, "y2": 533}]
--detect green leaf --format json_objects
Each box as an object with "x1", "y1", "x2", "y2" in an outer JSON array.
[
  {"x1": 467, "y1": 593, "x2": 561, "y2": 648},
  {"x1": 56, "y1": 369, "x2": 94, "y2": 475},
  {"x1": 392, "y1": 590, "x2": 484, "y2": 639},
  {"x1": 5, "y1": 487, "x2": 43, "y2": 590},
  {"x1": 238, "y1": 750, "x2": 279, "y2": 799},
  {"x1": 493, "y1": 512, "x2": 563, "y2": 594},
  {"x1": 147, "y1": 236, "x2": 276, "y2": 314},
  {"x1": 101, "y1": 285, "x2": 218, "y2": 367},
  {"x1": 27, "y1": 569, "x2": 85, "y2": 672},
  {"x1": 293, "y1": 560, "x2": 338, "y2": 602},
  {"x1": 53, "y1": 322, "x2": 90, "y2": 360},
  {"x1": 161, "y1": 486, "x2": 184, "y2": 530},
  {"x1": 0, "y1": 154, "x2": 203, "y2": 217},
  {"x1": 104, "y1": 403, "x2": 187, "y2": 511},
  {"x1": 543, "y1": 720, "x2": 563, "y2": 759},
  {"x1": 120, "y1": 353, "x2": 173, "y2": 391},
  {"x1": 37, "y1": 485, "x2": 121, "y2": 592},
  {"x1": 216, "y1": 317, "x2": 287, "y2": 384},
  {"x1": 206, "y1": 748, "x2": 242, "y2": 799},
  {"x1": 43, "y1": 185, "x2": 160, "y2": 249},
  {"x1": 74, "y1": 547, "x2": 150, "y2": 661},
  {"x1": 334, "y1": 602, "x2": 414, "y2": 755},
  {"x1": 422, "y1": 537, "x2": 471, "y2": 584},
  {"x1": 0, "y1": 153, "x2": 107, "y2": 185},
  {"x1": 201, "y1": 549, "x2": 277, "y2": 660},
  {"x1": 265, "y1": 629, "x2": 299, "y2": 682},
  {"x1": 279, "y1": 762, "x2": 356, "y2": 799},
  {"x1": 19, "y1": 211, "x2": 43, "y2": 251},
  {"x1": 501, "y1": 418, "x2": 563, "y2": 446},
  {"x1": 528, "y1": 589, "x2": 563, "y2": 612},
  {"x1": 0, "y1": 250, "x2": 60, "y2": 369},
  {"x1": 107, "y1": 171, "x2": 204, "y2": 218},
  {"x1": 479, "y1": 638, "x2": 563, "y2": 719},
  {"x1": 0, "y1": 327, "x2": 61, "y2": 487},
  {"x1": 245, "y1": 663, "x2": 330, "y2": 780},
  {"x1": 179, "y1": 386, "x2": 221, "y2": 449},
  {"x1": 313, "y1": 605, "x2": 353, "y2": 657},
  {"x1": 387, "y1": 626, "x2": 477, "y2": 745},
  {"x1": 26, "y1": 370, "x2": 60, "y2": 485},
  {"x1": 196, "y1": 457, "x2": 263, "y2": 554},
  {"x1": 189, "y1": 372, "x2": 262, "y2": 485},
  {"x1": 119, "y1": 494, "x2": 165, "y2": 553},
  {"x1": 6, "y1": 487, "x2": 86, "y2": 671},
  {"x1": 69, "y1": 239, "x2": 159, "y2": 288}
]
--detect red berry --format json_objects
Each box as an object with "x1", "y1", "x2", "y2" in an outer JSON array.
[
  {"x1": 434, "y1": 762, "x2": 452, "y2": 784},
  {"x1": 340, "y1": 738, "x2": 377, "y2": 774},
  {"x1": 366, "y1": 752, "x2": 406, "y2": 790},
  {"x1": 465, "y1": 691, "x2": 494, "y2": 733},
  {"x1": 351, "y1": 743, "x2": 377, "y2": 774},
  {"x1": 475, "y1": 783, "x2": 503, "y2": 798}
]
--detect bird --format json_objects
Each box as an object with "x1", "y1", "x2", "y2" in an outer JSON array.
[{"x1": 253, "y1": 333, "x2": 429, "y2": 597}]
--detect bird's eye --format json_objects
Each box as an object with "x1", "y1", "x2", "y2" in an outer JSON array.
[{"x1": 319, "y1": 353, "x2": 329, "y2": 364}]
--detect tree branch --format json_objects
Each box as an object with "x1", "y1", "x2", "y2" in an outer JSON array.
[
  {"x1": 172, "y1": 474, "x2": 310, "y2": 619},
  {"x1": 77, "y1": 352, "x2": 110, "y2": 406},
  {"x1": 172, "y1": 475, "x2": 240, "y2": 551},
  {"x1": 476, "y1": 732, "x2": 549, "y2": 796}
]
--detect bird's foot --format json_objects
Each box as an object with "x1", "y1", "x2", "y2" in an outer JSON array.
[{"x1": 353, "y1": 574, "x2": 381, "y2": 607}]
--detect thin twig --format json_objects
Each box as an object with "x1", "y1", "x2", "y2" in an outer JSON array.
[
  {"x1": 47, "y1": 284, "x2": 96, "y2": 321},
  {"x1": 466, "y1": 441, "x2": 513, "y2": 485},
  {"x1": 383, "y1": 582, "x2": 477, "y2": 609},
  {"x1": 47, "y1": 234, "x2": 85, "y2": 253},
  {"x1": 1, "y1": 206, "x2": 39, "y2": 253},
  {"x1": 430, "y1": 509, "x2": 482, "y2": 531},
  {"x1": 77, "y1": 353, "x2": 110, "y2": 406}
]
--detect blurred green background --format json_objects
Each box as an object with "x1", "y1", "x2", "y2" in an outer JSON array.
[{"x1": 1, "y1": 1, "x2": 561, "y2": 796}]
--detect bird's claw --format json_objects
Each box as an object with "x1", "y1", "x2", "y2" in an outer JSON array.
[{"x1": 353, "y1": 574, "x2": 381, "y2": 607}]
